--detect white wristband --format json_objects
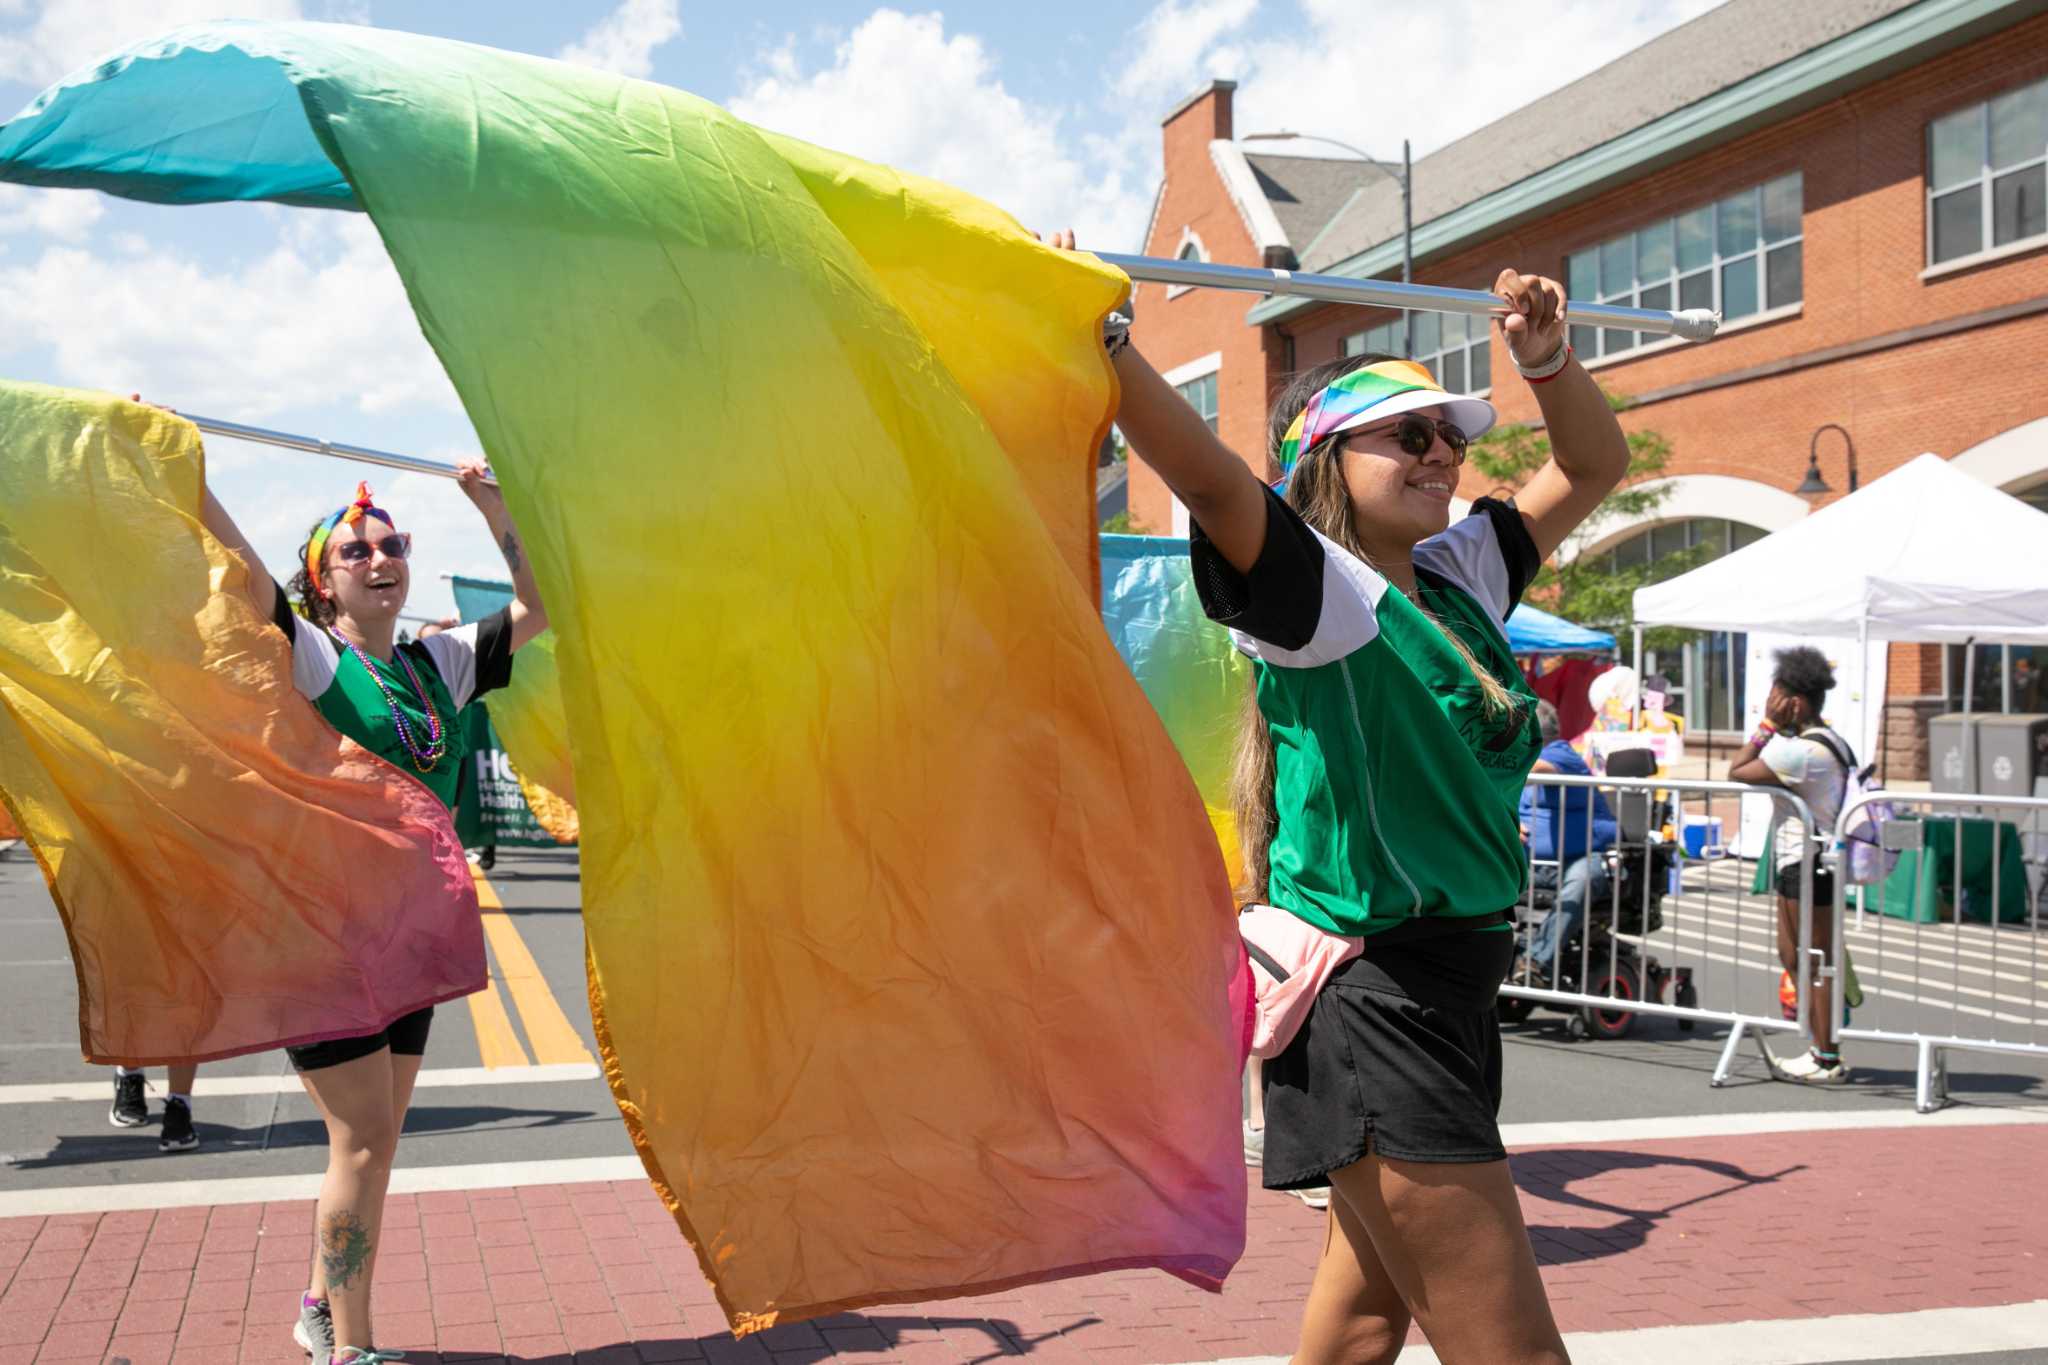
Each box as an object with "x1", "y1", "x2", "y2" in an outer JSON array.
[{"x1": 1512, "y1": 337, "x2": 1571, "y2": 380}]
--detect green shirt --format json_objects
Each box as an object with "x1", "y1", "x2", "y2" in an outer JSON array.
[
  {"x1": 272, "y1": 588, "x2": 515, "y2": 811},
  {"x1": 1194, "y1": 490, "x2": 1541, "y2": 937}
]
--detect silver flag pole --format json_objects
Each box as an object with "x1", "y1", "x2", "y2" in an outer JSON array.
[
  {"x1": 1096, "y1": 252, "x2": 1722, "y2": 343},
  {"x1": 189, "y1": 253, "x2": 1713, "y2": 477},
  {"x1": 185, "y1": 413, "x2": 492, "y2": 484}
]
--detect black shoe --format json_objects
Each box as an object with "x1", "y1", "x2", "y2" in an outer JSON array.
[
  {"x1": 110, "y1": 1072, "x2": 148, "y2": 1127},
  {"x1": 478, "y1": 846, "x2": 496, "y2": 871},
  {"x1": 158, "y1": 1097, "x2": 198, "y2": 1152}
]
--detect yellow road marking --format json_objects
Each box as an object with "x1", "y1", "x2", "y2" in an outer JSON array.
[
  {"x1": 465, "y1": 977, "x2": 532, "y2": 1070},
  {"x1": 472, "y1": 870, "x2": 595, "y2": 1067}
]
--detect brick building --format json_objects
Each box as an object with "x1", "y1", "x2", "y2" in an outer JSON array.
[{"x1": 1125, "y1": 0, "x2": 2048, "y2": 776}]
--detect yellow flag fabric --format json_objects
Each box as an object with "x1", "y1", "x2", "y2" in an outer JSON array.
[
  {"x1": 490, "y1": 631, "x2": 578, "y2": 843},
  {"x1": 0, "y1": 23, "x2": 1246, "y2": 1331},
  {"x1": 0, "y1": 380, "x2": 483, "y2": 1064}
]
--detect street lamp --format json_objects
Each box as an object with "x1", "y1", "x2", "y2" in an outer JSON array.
[
  {"x1": 1797, "y1": 423, "x2": 1860, "y2": 497},
  {"x1": 1241, "y1": 130, "x2": 1413, "y2": 357}
]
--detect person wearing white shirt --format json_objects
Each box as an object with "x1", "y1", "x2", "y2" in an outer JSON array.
[{"x1": 1730, "y1": 646, "x2": 1850, "y2": 1083}]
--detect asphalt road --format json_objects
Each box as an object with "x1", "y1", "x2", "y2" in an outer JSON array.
[{"x1": 4, "y1": 846, "x2": 2047, "y2": 1195}]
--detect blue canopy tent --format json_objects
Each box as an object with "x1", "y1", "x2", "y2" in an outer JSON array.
[{"x1": 1505, "y1": 603, "x2": 1614, "y2": 656}]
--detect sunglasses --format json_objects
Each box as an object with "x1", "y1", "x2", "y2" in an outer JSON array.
[
  {"x1": 332, "y1": 533, "x2": 413, "y2": 565},
  {"x1": 1353, "y1": 413, "x2": 1468, "y2": 463}
]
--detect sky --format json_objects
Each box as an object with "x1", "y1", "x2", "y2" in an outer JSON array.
[{"x1": 0, "y1": 0, "x2": 1724, "y2": 618}]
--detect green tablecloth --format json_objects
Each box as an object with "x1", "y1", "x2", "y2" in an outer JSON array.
[
  {"x1": 1749, "y1": 817, "x2": 2029, "y2": 925},
  {"x1": 1866, "y1": 817, "x2": 2030, "y2": 924}
]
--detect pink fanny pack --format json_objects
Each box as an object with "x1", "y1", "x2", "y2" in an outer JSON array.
[{"x1": 1237, "y1": 903, "x2": 1364, "y2": 1059}]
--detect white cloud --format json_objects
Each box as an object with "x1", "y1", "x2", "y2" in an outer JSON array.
[
  {"x1": 0, "y1": 212, "x2": 463, "y2": 420},
  {"x1": 555, "y1": 0, "x2": 681, "y2": 80},
  {"x1": 0, "y1": 0, "x2": 303, "y2": 85},
  {"x1": 1113, "y1": 0, "x2": 1255, "y2": 103},
  {"x1": 1119, "y1": 0, "x2": 1730, "y2": 162},
  {"x1": 0, "y1": 183, "x2": 101, "y2": 238},
  {"x1": 730, "y1": 9, "x2": 1150, "y2": 250}
]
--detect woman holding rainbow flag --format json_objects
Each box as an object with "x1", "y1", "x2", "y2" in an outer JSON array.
[
  {"x1": 200, "y1": 467, "x2": 547, "y2": 1364},
  {"x1": 1079, "y1": 236, "x2": 1628, "y2": 1364}
]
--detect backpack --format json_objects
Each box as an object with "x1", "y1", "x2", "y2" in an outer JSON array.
[{"x1": 1805, "y1": 728, "x2": 1898, "y2": 887}]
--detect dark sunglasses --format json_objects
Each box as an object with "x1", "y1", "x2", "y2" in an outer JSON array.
[
  {"x1": 1356, "y1": 413, "x2": 1468, "y2": 462},
  {"x1": 332, "y1": 533, "x2": 413, "y2": 564}
]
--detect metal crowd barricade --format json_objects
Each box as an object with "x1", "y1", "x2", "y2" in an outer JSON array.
[
  {"x1": 1502, "y1": 773, "x2": 1820, "y2": 1086},
  {"x1": 1832, "y1": 789, "x2": 2048, "y2": 1112}
]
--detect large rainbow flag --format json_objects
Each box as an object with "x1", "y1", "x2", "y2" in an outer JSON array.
[
  {"x1": 0, "y1": 22, "x2": 1243, "y2": 1331},
  {"x1": 0, "y1": 381, "x2": 483, "y2": 1064}
]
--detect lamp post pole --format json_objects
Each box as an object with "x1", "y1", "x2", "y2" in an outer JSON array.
[{"x1": 1242, "y1": 130, "x2": 1414, "y2": 356}]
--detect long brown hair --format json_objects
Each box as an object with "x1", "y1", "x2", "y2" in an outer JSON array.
[{"x1": 1229, "y1": 353, "x2": 1516, "y2": 903}]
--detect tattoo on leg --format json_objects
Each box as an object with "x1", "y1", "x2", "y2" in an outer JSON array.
[
  {"x1": 319, "y1": 1210, "x2": 373, "y2": 1291},
  {"x1": 500, "y1": 530, "x2": 522, "y2": 573}
]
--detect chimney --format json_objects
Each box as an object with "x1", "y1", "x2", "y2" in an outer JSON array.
[{"x1": 1162, "y1": 78, "x2": 1235, "y2": 146}]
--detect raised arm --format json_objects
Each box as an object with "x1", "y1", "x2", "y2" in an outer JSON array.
[
  {"x1": 1488, "y1": 271, "x2": 1632, "y2": 563},
  {"x1": 454, "y1": 457, "x2": 548, "y2": 651},
  {"x1": 200, "y1": 483, "x2": 281, "y2": 624},
  {"x1": 1052, "y1": 232, "x2": 1269, "y2": 572}
]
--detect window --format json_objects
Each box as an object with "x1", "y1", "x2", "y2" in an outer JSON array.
[
  {"x1": 1927, "y1": 76, "x2": 2048, "y2": 266},
  {"x1": 1176, "y1": 371, "x2": 1219, "y2": 433},
  {"x1": 1596, "y1": 518, "x2": 1768, "y2": 728},
  {"x1": 1341, "y1": 310, "x2": 1492, "y2": 394},
  {"x1": 1177, "y1": 240, "x2": 1202, "y2": 261},
  {"x1": 1566, "y1": 172, "x2": 1803, "y2": 362}
]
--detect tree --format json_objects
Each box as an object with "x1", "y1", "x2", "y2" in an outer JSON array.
[
  {"x1": 1465, "y1": 390, "x2": 1705, "y2": 651},
  {"x1": 1100, "y1": 509, "x2": 1134, "y2": 534}
]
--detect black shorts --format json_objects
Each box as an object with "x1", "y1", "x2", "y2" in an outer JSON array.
[
  {"x1": 1260, "y1": 923, "x2": 1516, "y2": 1185},
  {"x1": 286, "y1": 1006, "x2": 435, "y2": 1072},
  {"x1": 1774, "y1": 863, "x2": 1837, "y2": 906}
]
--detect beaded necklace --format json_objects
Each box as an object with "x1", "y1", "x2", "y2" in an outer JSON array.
[{"x1": 326, "y1": 627, "x2": 448, "y2": 772}]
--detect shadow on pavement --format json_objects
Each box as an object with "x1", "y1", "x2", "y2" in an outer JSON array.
[
  {"x1": 371, "y1": 1312, "x2": 1103, "y2": 1364},
  {"x1": 1513, "y1": 1146, "x2": 1803, "y2": 1264},
  {"x1": 5, "y1": 1103, "x2": 599, "y2": 1171}
]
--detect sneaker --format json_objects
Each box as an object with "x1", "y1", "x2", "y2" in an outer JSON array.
[
  {"x1": 1774, "y1": 1049, "x2": 1850, "y2": 1085},
  {"x1": 477, "y1": 846, "x2": 495, "y2": 871},
  {"x1": 1242, "y1": 1121, "x2": 1265, "y2": 1167},
  {"x1": 333, "y1": 1350, "x2": 405, "y2": 1364},
  {"x1": 1295, "y1": 1186, "x2": 1331, "y2": 1210},
  {"x1": 158, "y1": 1098, "x2": 199, "y2": 1152},
  {"x1": 294, "y1": 1294, "x2": 335, "y2": 1363},
  {"x1": 109, "y1": 1072, "x2": 148, "y2": 1127}
]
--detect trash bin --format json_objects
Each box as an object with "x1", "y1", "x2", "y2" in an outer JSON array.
[
  {"x1": 1975, "y1": 715, "x2": 2048, "y2": 798},
  {"x1": 1928, "y1": 713, "x2": 1974, "y2": 793}
]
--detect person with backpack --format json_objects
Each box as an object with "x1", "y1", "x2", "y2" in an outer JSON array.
[{"x1": 1730, "y1": 646, "x2": 1852, "y2": 1083}]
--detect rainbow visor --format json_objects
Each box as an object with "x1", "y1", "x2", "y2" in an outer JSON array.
[{"x1": 1275, "y1": 360, "x2": 1496, "y2": 490}]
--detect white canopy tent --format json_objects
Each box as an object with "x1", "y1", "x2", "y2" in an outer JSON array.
[
  {"x1": 1634, "y1": 453, "x2": 2048, "y2": 644},
  {"x1": 1633, "y1": 453, "x2": 2048, "y2": 795}
]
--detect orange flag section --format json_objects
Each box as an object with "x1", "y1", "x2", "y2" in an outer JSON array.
[{"x1": 0, "y1": 381, "x2": 484, "y2": 1064}]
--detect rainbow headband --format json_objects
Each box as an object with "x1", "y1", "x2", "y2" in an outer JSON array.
[
  {"x1": 305, "y1": 482, "x2": 394, "y2": 583},
  {"x1": 1274, "y1": 359, "x2": 1494, "y2": 491}
]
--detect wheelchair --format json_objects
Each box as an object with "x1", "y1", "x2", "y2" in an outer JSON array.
[{"x1": 1498, "y1": 748, "x2": 1698, "y2": 1041}]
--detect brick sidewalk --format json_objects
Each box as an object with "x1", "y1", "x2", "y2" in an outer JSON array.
[{"x1": 3, "y1": 1123, "x2": 2044, "y2": 1364}]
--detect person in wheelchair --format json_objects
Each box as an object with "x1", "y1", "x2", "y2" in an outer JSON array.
[{"x1": 1519, "y1": 700, "x2": 1618, "y2": 982}]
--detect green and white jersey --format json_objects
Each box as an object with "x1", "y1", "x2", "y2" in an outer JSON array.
[
  {"x1": 1193, "y1": 489, "x2": 1542, "y2": 938},
  {"x1": 270, "y1": 587, "x2": 515, "y2": 811}
]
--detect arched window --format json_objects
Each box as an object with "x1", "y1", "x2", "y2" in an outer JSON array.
[
  {"x1": 1598, "y1": 517, "x2": 1768, "y2": 729},
  {"x1": 1167, "y1": 229, "x2": 1208, "y2": 298}
]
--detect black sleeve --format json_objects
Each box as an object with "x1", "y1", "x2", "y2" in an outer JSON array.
[
  {"x1": 471, "y1": 606, "x2": 516, "y2": 697},
  {"x1": 1471, "y1": 496, "x2": 1541, "y2": 615},
  {"x1": 269, "y1": 578, "x2": 299, "y2": 648},
  {"x1": 1188, "y1": 485, "x2": 1325, "y2": 651}
]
